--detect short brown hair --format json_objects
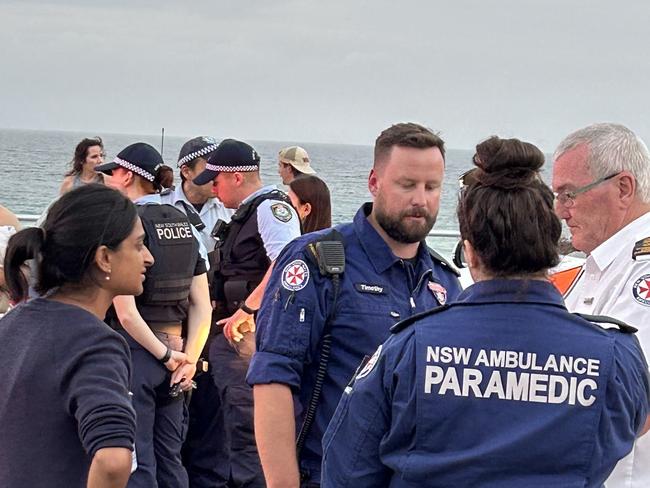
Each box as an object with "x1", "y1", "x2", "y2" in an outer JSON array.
[{"x1": 374, "y1": 123, "x2": 445, "y2": 166}]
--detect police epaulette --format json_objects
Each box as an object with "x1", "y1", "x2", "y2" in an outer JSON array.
[
  {"x1": 573, "y1": 313, "x2": 638, "y2": 334},
  {"x1": 390, "y1": 304, "x2": 451, "y2": 334},
  {"x1": 427, "y1": 246, "x2": 461, "y2": 277},
  {"x1": 159, "y1": 187, "x2": 173, "y2": 196},
  {"x1": 632, "y1": 237, "x2": 650, "y2": 261}
]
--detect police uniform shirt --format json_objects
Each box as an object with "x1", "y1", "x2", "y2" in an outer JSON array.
[
  {"x1": 321, "y1": 280, "x2": 650, "y2": 488},
  {"x1": 243, "y1": 184, "x2": 301, "y2": 261},
  {"x1": 247, "y1": 202, "x2": 462, "y2": 483},
  {"x1": 564, "y1": 211, "x2": 650, "y2": 488},
  {"x1": 160, "y1": 184, "x2": 234, "y2": 258}
]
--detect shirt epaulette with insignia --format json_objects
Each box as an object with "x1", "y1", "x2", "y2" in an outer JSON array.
[
  {"x1": 390, "y1": 304, "x2": 451, "y2": 334},
  {"x1": 427, "y1": 246, "x2": 461, "y2": 277},
  {"x1": 159, "y1": 187, "x2": 173, "y2": 197},
  {"x1": 573, "y1": 313, "x2": 638, "y2": 334},
  {"x1": 632, "y1": 237, "x2": 650, "y2": 261}
]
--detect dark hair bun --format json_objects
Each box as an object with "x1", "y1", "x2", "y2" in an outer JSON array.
[{"x1": 473, "y1": 136, "x2": 544, "y2": 189}]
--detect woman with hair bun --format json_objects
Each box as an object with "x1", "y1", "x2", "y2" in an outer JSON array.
[
  {"x1": 322, "y1": 137, "x2": 650, "y2": 488},
  {"x1": 0, "y1": 184, "x2": 154, "y2": 488}
]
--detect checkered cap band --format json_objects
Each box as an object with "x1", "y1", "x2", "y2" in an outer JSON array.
[
  {"x1": 177, "y1": 143, "x2": 219, "y2": 168},
  {"x1": 206, "y1": 163, "x2": 258, "y2": 173},
  {"x1": 114, "y1": 157, "x2": 156, "y2": 182}
]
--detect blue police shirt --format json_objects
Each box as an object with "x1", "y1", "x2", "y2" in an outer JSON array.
[
  {"x1": 321, "y1": 279, "x2": 650, "y2": 488},
  {"x1": 247, "y1": 203, "x2": 462, "y2": 482}
]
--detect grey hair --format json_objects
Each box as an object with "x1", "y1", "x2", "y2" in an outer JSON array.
[{"x1": 554, "y1": 122, "x2": 650, "y2": 202}]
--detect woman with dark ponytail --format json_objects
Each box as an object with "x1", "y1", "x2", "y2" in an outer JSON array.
[
  {"x1": 321, "y1": 137, "x2": 650, "y2": 488},
  {"x1": 0, "y1": 184, "x2": 154, "y2": 488}
]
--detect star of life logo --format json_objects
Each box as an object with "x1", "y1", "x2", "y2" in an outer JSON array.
[
  {"x1": 281, "y1": 259, "x2": 310, "y2": 291},
  {"x1": 632, "y1": 274, "x2": 650, "y2": 306}
]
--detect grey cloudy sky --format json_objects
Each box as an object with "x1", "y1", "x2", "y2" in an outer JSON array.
[{"x1": 0, "y1": 0, "x2": 648, "y2": 150}]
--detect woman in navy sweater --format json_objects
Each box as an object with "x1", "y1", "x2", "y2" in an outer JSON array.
[{"x1": 0, "y1": 184, "x2": 154, "y2": 488}]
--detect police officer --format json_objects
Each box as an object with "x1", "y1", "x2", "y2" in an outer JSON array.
[
  {"x1": 96, "y1": 143, "x2": 212, "y2": 488},
  {"x1": 161, "y1": 136, "x2": 234, "y2": 487},
  {"x1": 552, "y1": 123, "x2": 650, "y2": 488},
  {"x1": 247, "y1": 123, "x2": 462, "y2": 488},
  {"x1": 192, "y1": 138, "x2": 301, "y2": 487},
  {"x1": 321, "y1": 136, "x2": 650, "y2": 487},
  {"x1": 161, "y1": 136, "x2": 233, "y2": 260}
]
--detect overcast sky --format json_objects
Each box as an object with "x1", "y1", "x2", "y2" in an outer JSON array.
[{"x1": 0, "y1": 0, "x2": 648, "y2": 150}]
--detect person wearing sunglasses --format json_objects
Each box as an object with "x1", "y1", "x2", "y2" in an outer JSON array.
[
  {"x1": 321, "y1": 136, "x2": 649, "y2": 488},
  {"x1": 552, "y1": 122, "x2": 650, "y2": 488}
]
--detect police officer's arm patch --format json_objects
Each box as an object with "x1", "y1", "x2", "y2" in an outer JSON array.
[
  {"x1": 271, "y1": 202, "x2": 293, "y2": 223},
  {"x1": 633, "y1": 237, "x2": 650, "y2": 261}
]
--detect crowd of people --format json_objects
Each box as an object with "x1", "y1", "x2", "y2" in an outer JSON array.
[{"x1": 0, "y1": 122, "x2": 648, "y2": 488}]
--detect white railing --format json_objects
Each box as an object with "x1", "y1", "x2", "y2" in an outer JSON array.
[{"x1": 18, "y1": 213, "x2": 462, "y2": 240}]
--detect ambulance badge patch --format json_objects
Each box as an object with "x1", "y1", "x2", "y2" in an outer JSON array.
[
  {"x1": 428, "y1": 281, "x2": 447, "y2": 305},
  {"x1": 271, "y1": 202, "x2": 292, "y2": 223},
  {"x1": 282, "y1": 259, "x2": 309, "y2": 291},
  {"x1": 356, "y1": 345, "x2": 382, "y2": 380},
  {"x1": 632, "y1": 274, "x2": 650, "y2": 306}
]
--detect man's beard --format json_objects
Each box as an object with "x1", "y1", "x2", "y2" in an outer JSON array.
[{"x1": 375, "y1": 204, "x2": 436, "y2": 244}]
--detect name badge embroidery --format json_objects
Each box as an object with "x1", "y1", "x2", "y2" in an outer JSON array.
[{"x1": 355, "y1": 283, "x2": 386, "y2": 295}]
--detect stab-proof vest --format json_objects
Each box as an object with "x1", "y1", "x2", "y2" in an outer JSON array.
[
  {"x1": 136, "y1": 203, "x2": 198, "y2": 324},
  {"x1": 218, "y1": 189, "x2": 292, "y2": 285}
]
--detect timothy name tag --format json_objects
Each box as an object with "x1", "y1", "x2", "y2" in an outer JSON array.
[{"x1": 355, "y1": 283, "x2": 386, "y2": 294}]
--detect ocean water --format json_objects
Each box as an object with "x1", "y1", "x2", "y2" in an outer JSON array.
[{"x1": 0, "y1": 128, "x2": 553, "y2": 257}]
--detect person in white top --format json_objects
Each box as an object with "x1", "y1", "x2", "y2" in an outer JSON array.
[{"x1": 552, "y1": 122, "x2": 650, "y2": 488}]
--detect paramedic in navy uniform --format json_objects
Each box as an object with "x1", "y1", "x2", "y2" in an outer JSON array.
[
  {"x1": 247, "y1": 122, "x2": 462, "y2": 488},
  {"x1": 96, "y1": 143, "x2": 212, "y2": 488},
  {"x1": 321, "y1": 136, "x2": 650, "y2": 488}
]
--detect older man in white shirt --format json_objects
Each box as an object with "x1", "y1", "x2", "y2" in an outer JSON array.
[{"x1": 552, "y1": 122, "x2": 650, "y2": 488}]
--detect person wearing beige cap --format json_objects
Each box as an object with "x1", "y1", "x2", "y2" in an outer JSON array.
[{"x1": 278, "y1": 146, "x2": 316, "y2": 185}]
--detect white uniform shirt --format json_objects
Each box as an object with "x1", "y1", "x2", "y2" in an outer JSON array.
[
  {"x1": 565, "y1": 211, "x2": 650, "y2": 488},
  {"x1": 160, "y1": 185, "x2": 234, "y2": 264},
  {"x1": 241, "y1": 185, "x2": 301, "y2": 261}
]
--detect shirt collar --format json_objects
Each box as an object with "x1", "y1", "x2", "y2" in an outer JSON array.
[
  {"x1": 590, "y1": 211, "x2": 650, "y2": 270},
  {"x1": 134, "y1": 193, "x2": 161, "y2": 205},
  {"x1": 174, "y1": 184, "x2": 219, "y2": 210},
  {"x1": 241, "y1": 185, "x2": 277, "y2": 205},
  {"x1": 457, "y1": 279, "x2": 565, "y2": 308},
  {"x1": 353, "y1": 202, "x2": 434, "y2": 275}
]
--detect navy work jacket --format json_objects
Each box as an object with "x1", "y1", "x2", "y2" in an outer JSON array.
[
  {"x1": 321, "y1": 279, "x2": 650, "y2": 488},
  {"x1": 247, "y1": 203, "x2": 462, "y2": 482}
]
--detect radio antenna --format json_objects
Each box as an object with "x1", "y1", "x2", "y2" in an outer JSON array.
[{"x1": 160, "y1": 127, "x2": 165, "y2": 158}]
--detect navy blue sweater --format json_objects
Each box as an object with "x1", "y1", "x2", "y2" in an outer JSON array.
[{"x1": 0, "y1": 298, "x2": 136, "y2": 487}]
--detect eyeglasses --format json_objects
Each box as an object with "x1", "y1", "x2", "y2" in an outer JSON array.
[{"x1": 553, "y1": 172, "x2": 620, "y2": 208}]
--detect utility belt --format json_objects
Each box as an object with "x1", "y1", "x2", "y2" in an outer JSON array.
[
  {"x1": 152, "y1": 329, "x2": 184, "y2": 352},
  {"x1": 150, "y1": 322, "x2": 183, "y2": 338}
]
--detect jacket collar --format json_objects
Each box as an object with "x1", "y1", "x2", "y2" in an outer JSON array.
[{"x1": 458, "y1": 279, "x2": 565, "y2": 308}]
